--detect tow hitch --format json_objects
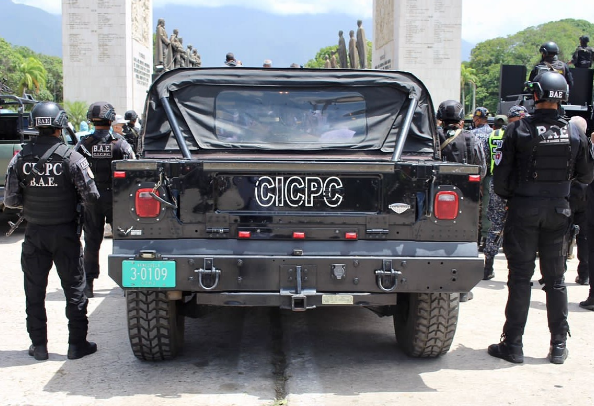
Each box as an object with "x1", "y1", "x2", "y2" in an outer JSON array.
[{"x1": 375, "y1": 260, "x2": 401, "y2": 292}]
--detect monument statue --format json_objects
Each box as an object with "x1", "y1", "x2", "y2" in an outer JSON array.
[
  {"x1": 356, "y1": 20, "x2": 367, "y2": 69},
  {"x1": 330, "y1": 52, "x2": 337, "y2": 68},
  {"x1": 192, "y1": 49, "x2": 202, "y2": 67},
  {"x1": 154, "y1": 18, "x2": 172, "y2": 71},
  {"x1": 169, "y1": 29, "x2": 183, "y2": 69},
  {"x1": 348, "y1": 30, "x2": 359, "y2": 69},
  {"x1": 177, "y1": 37, "x2": 188, "y2": 68},
  {"x1": 337, "y1": 30, "x2": 348, "y2": 68},
  {"x1": 186, "y1": 45, "x2": 194, "y2": 67},
  {"x1": 324, "y1": 55, "x2": 331, "y2": 69}
]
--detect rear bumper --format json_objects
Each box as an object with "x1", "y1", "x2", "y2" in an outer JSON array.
[{"x1": 108, "y1": 239, "x2": 483, "y2": 307}]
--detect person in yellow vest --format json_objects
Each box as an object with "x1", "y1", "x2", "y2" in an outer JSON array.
[{"x1": 483, "y1": 106, "x2": 528, "y2": 280}]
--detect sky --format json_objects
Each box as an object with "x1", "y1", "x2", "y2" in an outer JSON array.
[{"x1": 11, "y1": 0, "x2": 594, "y2": 43}]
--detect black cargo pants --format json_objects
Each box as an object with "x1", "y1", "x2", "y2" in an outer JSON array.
[
  {"x1": 83, "y1": 188, "x2": 113, "y2": 280},
  {"x1": 21, "y1": 222, "x2": 88, "y2": 345},
  {"x1": 502, "y1": 196, "x2": 570, "y2": 339},
  {"x1": 586, "y1": 186, "x2": 594, "y2": 297},
  {"x1": 568, "y1": 183, "x2": 588, "y2": 279}
]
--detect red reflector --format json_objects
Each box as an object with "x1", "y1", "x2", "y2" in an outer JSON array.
[
  {"x1": 238, "y1": 231, "x2": 251, "y2": 239},
  {"x1": 14, "y1": 150, "x2": 21, "y2": 156},
  {"x1": 293, "y1": 232, "x2": 305, "y2": 239},
  {"x1": 434, "y1": 191, "x2": 459, "y2": 220},
  {"x1": 345, "y1": 232, "x2": 358, "y2": 240},
  {"x1": 113, "y1": 171, "x2": 126, "y2": 178},
  {"x1": 135, "y1": 188, "x2": 160, "y2": 218},
  {"x1": 468, "y1": 175, "x2": 481, "y2": 182}
]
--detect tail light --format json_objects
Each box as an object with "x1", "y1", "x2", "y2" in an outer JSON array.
[
  {"x1": 434, "y1": 191, "x2": 459, "y2": 220},
  {"x1": 135, "y1": 188, "x2": 160, "y2": 218}
]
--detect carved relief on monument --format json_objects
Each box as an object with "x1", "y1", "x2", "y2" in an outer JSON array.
[
  {"x1": 374, "y1": 0, "x2": 394, "y2": 49},
  {"x1": 132, "y1": 0, "x2": 150, "y2": 47}
]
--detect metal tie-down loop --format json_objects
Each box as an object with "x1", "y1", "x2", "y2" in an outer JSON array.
[
  {"x1": 375, "y1": 260, "x2": 401, "y2": 292},
  {"x1": 195, "y1": 258, "x2": 221, "y2": 290}
]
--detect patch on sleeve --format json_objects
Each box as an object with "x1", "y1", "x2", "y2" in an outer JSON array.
[{"x1": 494, "y1": 151, "x2": 503, "y2": 165}]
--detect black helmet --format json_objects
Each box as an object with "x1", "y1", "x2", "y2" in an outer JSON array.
[
  {"x1": 527, "y1": 71, "x2": 568, "y2": 102},
  {"x1": 31, "y1": 101, "x2": 68, "y2": 129},
  {"x1": 436, "y1": 100, "x2": 464, "y2": 122},
  {"x1": 87, "y1": 101, "x2": 116, "y2": 123},
  {"x1": 539, "y1": 41, "x2": 559, "y2": 56},
  {"x1": 580, "y1": 35, "x2": 590, "y2": 44},
  {"x1": 124, "y1": 110, "x2": 138, "y2": 121}
]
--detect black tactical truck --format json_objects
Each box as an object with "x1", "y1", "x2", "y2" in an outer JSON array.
[{"x1": 108, "y1": 68, "x2": 483, "y2": 361}]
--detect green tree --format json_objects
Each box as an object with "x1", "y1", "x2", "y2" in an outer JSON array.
[
  {"x1": 16, "y1": 56, "x2": 47, "y2": 97},
  {"x1": 460, "y1": 64, "x2": 478, "y2": 115},
  {"x1": 305, "y1": 45, "x2": 339, "y2": 68},
  {"x1": 467, "y1": 18, "x2": 594, "y2": 112},
  {"x1": 64, "y1": 100, "x2": 89, "y2": 131}
]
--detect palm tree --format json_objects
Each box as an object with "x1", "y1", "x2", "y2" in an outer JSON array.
[
  {"x1": 16, "y1": 57, "x2": 47, "y2": 97},
  {"x1": 460, "y1": 65, "x2": 478, "y2": 116},
  {"x1": 64, "y1": 100, "x2": 90, "y2": 131}
]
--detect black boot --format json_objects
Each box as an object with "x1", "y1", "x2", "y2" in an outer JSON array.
[
  {"x1": 84, "y1": 278, "x2": 94, "y2": 298},
  {"x1": 28, "y1": 344, "x2": 49, "y2": 361},
  {"x1": 67, "y1": 341, "x2": 97, "y2": 360},
  {"x1": 488, "y1": 334, "x2": 524, "y2": 363},
  {"x1": 548, "y1": 334, "x2": 568, "y2": 364},
  {"x1": 579, "y1": 296, "x2": 594, "y2": 310},
  {"x1": 483, "y1": 256, "x2": 495, "y2": 280}
]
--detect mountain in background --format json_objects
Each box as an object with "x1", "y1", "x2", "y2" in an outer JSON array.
[
  {"x1": 0, "y1": 1, "x2": 474, "y2": 66},
  {"x1": 0, "y1": 1, "x2": 62, "y2": 57}
]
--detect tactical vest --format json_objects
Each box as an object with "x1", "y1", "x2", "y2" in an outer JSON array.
[
  {"x1": 575, "y1": 47, "x2": 593, "y2": 68},
  {"x1": 488, "y1": 129, "x2": 505, "y2": 175},
  {"x1": 439, "y1": 127, "x2": 474, "y2": 165},
  {"x1": 18, "y1": 143, "x2": 77, "y2": 225},
  {"x1": 516, "y1": 117, "x2": 576, "y2": 198},
  {"x1": 79, "y1": 134, "x2": 116, "y2": 189},
  {"x1": 534, "y1": 59, "x2": 566, "y2": 77}
]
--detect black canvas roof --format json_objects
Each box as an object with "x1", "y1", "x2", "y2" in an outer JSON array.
[{"x1": 142, "y1": 67, "x2": 438, "y2": 157}]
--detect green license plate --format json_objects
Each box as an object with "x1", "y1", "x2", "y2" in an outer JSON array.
[{"x1": 122, "y1": 260, "x2": 176, "y2": 288}]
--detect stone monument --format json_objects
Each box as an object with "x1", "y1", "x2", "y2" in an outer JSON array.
[
  {"x1": 372, "y1": 0, "x2": 462, "y2": 108},
  {"x1": 62, "y1": 0, "x2": 153, "y2": 117}
]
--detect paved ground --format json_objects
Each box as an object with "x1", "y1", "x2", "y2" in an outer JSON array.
[{"x1": 0, "y1": 221, "x2": 593, "y2": 406}]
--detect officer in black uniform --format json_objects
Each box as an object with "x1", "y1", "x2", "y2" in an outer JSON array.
[
  {"x1": 488, "y1": 72, "x2": 594, "y2": 365},
  {"x1": 122, "y1": 109, "x2": 140, "y2": 154},
  {"x1": 437, "y1": 100, "x2": 487, "y2": 302},
  {"x1": 529, "y1": 41, "x2": 574, "y2": 89},
  {"x1": 3, "y1": 102, "x2": 100, "y2": 360},
  {"x1": 75, "y1": 101, "x2": 135, "y2": 298}
]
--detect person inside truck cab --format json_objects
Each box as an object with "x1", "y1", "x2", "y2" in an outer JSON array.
[{"x1": 74, "y1": 101, "x2": 136, "y2": 298}]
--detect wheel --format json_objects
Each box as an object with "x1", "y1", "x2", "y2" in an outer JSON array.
[
  {"x1": 394, "y1": 292, "x2": 459, "y2": 357},
  {"x1": 126, "y1": 290, "x2": 185, "y2": 361}
]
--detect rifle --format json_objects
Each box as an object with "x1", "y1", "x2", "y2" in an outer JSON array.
[{"x1": 6, "y1": 212, "x2": 25, "y2": 236}]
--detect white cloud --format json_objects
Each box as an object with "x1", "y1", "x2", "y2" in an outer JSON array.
[{"x1": 11, "y1": 0, "x2": 594, "y2": 44}]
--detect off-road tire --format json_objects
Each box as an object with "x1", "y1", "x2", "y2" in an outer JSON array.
[
  {"x1": 394, "y1": 292, "x2": 459, "y2": 357},
  {"x1": 126, "y1": 290, "x2": 185, "y2": 361}
]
